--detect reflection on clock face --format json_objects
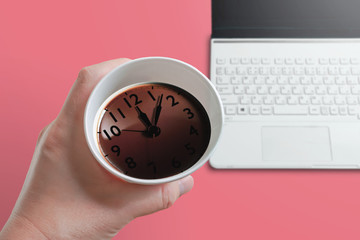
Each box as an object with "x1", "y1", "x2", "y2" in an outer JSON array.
[{"x1": 97, "y1": 82, "x2": 211, "y2": 179}]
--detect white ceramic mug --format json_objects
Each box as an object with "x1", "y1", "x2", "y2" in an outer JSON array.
[{"x1": 84, "y1": 57, "x2": 223, "y2": 184}]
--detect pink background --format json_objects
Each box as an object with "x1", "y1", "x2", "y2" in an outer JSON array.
[{"x1": 1, "y1": 0, "x2": 360, "y2": 239}]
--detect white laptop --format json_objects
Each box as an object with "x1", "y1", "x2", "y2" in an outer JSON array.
[{"x1": 210, "y1": 0, "x2": 360, "y2": 169}]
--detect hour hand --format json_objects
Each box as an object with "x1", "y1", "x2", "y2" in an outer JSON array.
[
  {"x1": 135, "y1": 106, "x2": 152, "y2": 128},
  {"x1": 153, "y1": 94, "x2": 163, "y2": 126}
]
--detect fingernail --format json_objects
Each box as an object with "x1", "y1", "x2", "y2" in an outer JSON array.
[{"x1": 179, "y1": 175, "x2": 194, "y2": 196}]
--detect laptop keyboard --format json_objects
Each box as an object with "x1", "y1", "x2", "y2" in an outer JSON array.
[{"x1": 214, "y1": 57, "x2": 360, "y2": 121}]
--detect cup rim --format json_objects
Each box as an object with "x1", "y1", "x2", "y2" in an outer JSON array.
[{"x1": 84, "y1": 57, "x2": 224, "y2": 185}]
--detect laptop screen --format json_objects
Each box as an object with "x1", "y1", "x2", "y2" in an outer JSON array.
[{"x1": 212, "y1": 0, "x2": 360, "y2": 38}]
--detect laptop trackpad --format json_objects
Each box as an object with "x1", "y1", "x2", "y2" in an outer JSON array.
[{"x1": 262, "y1": 126, "x2": 332, "y2": 162}]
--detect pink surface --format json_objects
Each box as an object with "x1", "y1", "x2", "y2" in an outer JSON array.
[{"x1": 1, "y1": 0, "x2": 360, "y2": 239}]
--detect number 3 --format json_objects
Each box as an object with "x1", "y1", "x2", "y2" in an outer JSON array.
[{"x1": 183, "y1": 108, "x2": 194, "y2": 119}]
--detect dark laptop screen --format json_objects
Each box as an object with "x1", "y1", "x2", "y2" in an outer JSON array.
[{"x1": 212, "y1": 0, "x2": 360, "y2": 38}]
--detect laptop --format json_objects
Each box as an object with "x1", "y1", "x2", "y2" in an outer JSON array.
[{"x1": 209, "y1": 0, "x2": 360, "y2": 169}]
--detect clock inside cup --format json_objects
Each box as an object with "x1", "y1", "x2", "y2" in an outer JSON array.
[{"x1": 96, "y1": 82, "x2": 211, "y2": 179}]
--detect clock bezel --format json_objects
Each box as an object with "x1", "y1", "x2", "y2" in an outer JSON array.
[{"x1": 85, "y1": 57, "x2": 223, "y2": 185}]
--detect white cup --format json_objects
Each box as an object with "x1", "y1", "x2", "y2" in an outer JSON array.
[{"x1": 84, "y1": 57, "x2": 223, "y2": 185}]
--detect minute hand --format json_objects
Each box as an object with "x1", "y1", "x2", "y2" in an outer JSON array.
[
  {"x1": 135, "y1": 106, "x2": 153, "y2": 128},
  {"x1": 153, "y1": 94, "x2": 163, "y2": 126}
]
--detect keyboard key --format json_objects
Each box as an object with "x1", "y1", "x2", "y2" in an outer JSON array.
[
  {"x1": 261, "y1": 58, "x2": 271, "y2": 64},
  {"x1": 339, "y1": 106, "x2": 347, "y2": 115},
  {"x1": 335, "y1": 77, "x2": 346, "y2": 85},
  {"x1": 321, "y1": 106, "x2": 329, "y2": 115},
  {"x1": 242, "y1": 76, "x2": 252, "y2": 84},
  {"x1": 351, "y1": 86, "x2": 360, "y2": 94},
  {"x1": 295, "y1": 58, "x2": 304, "y2": 65},
  {"x1": 251, "y1": 58, "x2": 260, "y2": 64},
  {"x1": 330, "y1": 106, "x2": 339, "y2": 115},
  {"x1": 236, "y1": 67, "x2": 246, "y2": 75},
  {"x1": 339, "y1": 86, "x2": 351, "y2": 95},
  {"x1": 287, "y1": 96, "x2": 298, "y2": 105},
  {"x1": 300, "y1": 77, "x2": 311, "y2": 85},
  {"x1": 319, "y1": 58, "x2": 328, "y2": 64},
  {"x1": 237, "y1": 106, "x2": 248, "y2": 115},
  {"x1": 282, "y1": 67, "x2": 292, "y2": 75},
  {"x1": 304, "y1": 86, "x2": 315, "y2": 95},
  {"x1": 305, "y1": 67, "x2": 316, "y2": 75},
  {"x1": 311, "y1": 76, "x2": 322, "y2": 85},
  {"x1": 334, "y1": 96, "x2": 346, "y2": 105},
  {"x1": 259, "y1": 67, "x2": 269, "y2": 75},
  {"x1": 347, "y1": 76, "x2": 358, "y2": 84},
  {"x1": 292, "y1": 86, "x2": 302, "y2": 95},
  {"x1": 323, "y1": 77, "x2": 334, "y2": 85},
  {"x1": 271, "y1": 67, "x2": 281, "y2": 75},
  {"x1": 310, "y1": 96, "x2": 321, "y2": 105},
  {"x1": 277, "y1": 76, "x2": 288, "y2": 85},
  {"x1": 347, "y1": 96, "x2": 358, "y2": 105},
  {"x1": 230, "y1": 58, "x2": 239, "y2": 64},
  {"x1": 239, "y1": 96, "x2": 250, "y2": 104},
  {"x1": 230, "y1": 76, "x2": 241, "y2": 85},
  {"x1": 234, "y1": 86, "x2": 245, "y2": 94},
  {"x1": 216, "y1": 76, "x2": 229, "y2": 85},
  {"x1": 275, "y1": 58, "x2": 284, "y2": 64},
  {"x1": 221, "y1": 96, "x2": 238, "y2": 105},
  {"x1": 323, "y1": 96, "x2": 334, "y2": 105},
  {"x1": 257, "y1": 86, "x2": 267, "y2": 95},
  {"x1": 294, "y1": 67, "x2": 305, "y2": 75},
  {"x1": 245, "y1": 86, "x2": 256, "y2": 95},
  {"x1": 263, "y1": 96, "x2": 274, "y2": 105},
  {"x1": 309, "y1": 106, "x2": 320, "y2": 115},
  {"x1": 317, "y1": 67, "x2": 328, "y2": 75},
  {"x1": 280, "y1": 86, "x2": 291, "y2": 95},
  {"x1": 330, "y1": 58, "x2": 339, "y2": 65},
  {"x1": 216, "y1": 67, "x2": 224, "y2": 75},
  {"x1": 328, "y1": 67, "x2": 339, "y2": 75},
  {"x1": 306, "y1": 58, "x2": 316, "y2": 65},
  {"x1": 339, "y1": 67, "x2": 351, "y2": 75},
  {"x1": 269, "y1": 86, "x2": 280, "y2": 95},
  {"x1": 217, "y1": 86, "x2": 232, "y2": 95},
  {"x1": 241, "y1": 58, "x2": 250, "y2": 64},
  {"x1": 351, "y1": 67, "x2": 360, "y2": 75},
  {"x1": 348, "y1": 106, "x2": 358, "y2": 115},
  {"x1": 216, "y1": 58, "x2": 226, "y2": 64},
  {"x1": 249, "y1": 106, "x2": 260, "y2": 115},
  {"x1": 261, "y1": 106, "x2": 272, "y2": 115},
  {"x1": 225, "y1": 67, "x2": 235, "y2": 75},
  {"x1": 251, "y1": 96, "x2": 262, "y2": 105},
  {"x1": 285, "y1": 58, "x2": 294, "y2": 64},
  {"x1": 275, "y1": 96, "x2": 286, "y2": 105},
  {"x1": 225, "y1": 105, "x2": 236, "y2": 115},
  {"x1": 340, "y1": 58, "x2": 350, "y2": 65},
  {"x1": 254, "y1": 76, "x2": 265, "y2": 85},
  {"x1": 274, "y1": 106, "x2": 308, "y2": 115},
  {"x1": 265, "y1": 76, "x2": 276, "y2": 84},
  {"x1": 315, "y1": 86, "x2": 326, "y2": 95},
  {"x1": 247, "y1": 67, "x2": 258, "y2": 75},
  {"x1": 350, "y1": 58, "x2": 359, "y2": 64}
]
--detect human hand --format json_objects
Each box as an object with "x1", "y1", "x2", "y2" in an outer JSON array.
[{"x1": 0, "y1": 58, "x2": 194, "y2": 240}]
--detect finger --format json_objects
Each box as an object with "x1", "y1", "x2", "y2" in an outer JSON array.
[
  {"x1": 178, "y1": 175, "x2": 194, "y2": 196},
  {"x1": 58, "y1": 58, "x2": 131, "y2": 123},
  {"x1": 160, "y1": 175, "x2": 194, "y2": 209}
]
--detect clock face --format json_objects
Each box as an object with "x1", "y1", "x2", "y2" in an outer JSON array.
[{"x1": 97, "y1": 82, "x2": 211, "y2": 179}]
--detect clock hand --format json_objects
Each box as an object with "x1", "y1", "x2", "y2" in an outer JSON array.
[
  {"x1": 122, "y1": 129, "x2": 147, "y2": 133},
  {"x1": 135, "y1": 106, "x2": 153, "y2": 129},
  {"x1": 153, "y1": 94, "x2": 163, "y2": 126}
]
